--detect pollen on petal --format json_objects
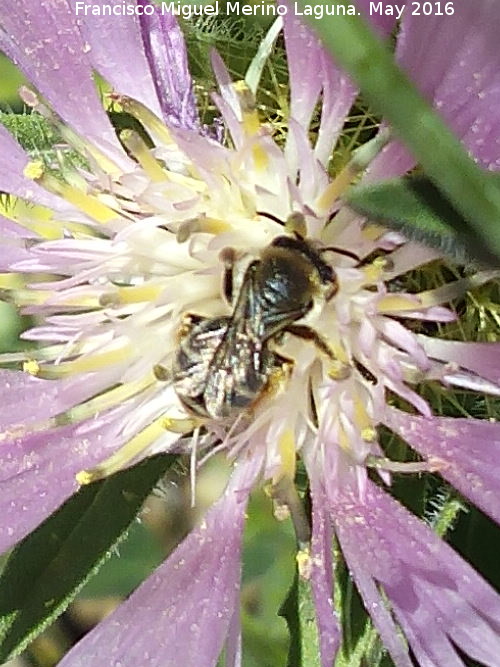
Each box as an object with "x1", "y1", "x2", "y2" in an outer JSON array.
[{"x1": 23, "y1": 160, "x2": 44, "y2": 180}]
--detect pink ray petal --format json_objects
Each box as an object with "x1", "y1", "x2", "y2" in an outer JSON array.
[
  {"x1": 385, "y1": 406, "x2": 500, "y2": 525},
  {"x1": 59, "y1": 456, "x2": 262, "y2": 667}
]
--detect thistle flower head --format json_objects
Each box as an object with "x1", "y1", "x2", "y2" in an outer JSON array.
[{"x1": 1, "y1": 1, "x2": 500, "y2": 666}]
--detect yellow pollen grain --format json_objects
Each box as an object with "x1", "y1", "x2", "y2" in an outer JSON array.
[
  {"x1": 23, "y1": 359, "x2": 40, "y2": 376},
  {"x1": 361, "y1": 427, "x2": 377, "y2": 442},
  {"x1": 242, "y1": 108, "x2": 260, "y2": 136},
  {"x1": 285, "y1": 212, "x2": 307, "y2": 237},
  {"x1": 328, "y1": 363, "x2": 347, "y2": 380},
  {"x1": 296, "y1": 547, "x2": 312, "y2": 580},
  {"x1": 23, "y1": 160, "x2": 44, "y2": 180}
]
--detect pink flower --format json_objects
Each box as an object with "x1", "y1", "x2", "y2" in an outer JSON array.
[{"x1": 0, "y1": 1, "x2": 499, "y2": 665}]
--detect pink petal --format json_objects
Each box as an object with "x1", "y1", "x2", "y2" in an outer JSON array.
[
  {"x1": 281, "y1": 0, "x2": 395, "y2": 156},
  {"x1": 225, "y1": 606, "x2": 242, "y2": 667},
  {"x1": 0, "y1": 125, "x2": 80, "y2": 213},
  {"x1": 0, "y1": 369, "x2": 138, "y2": 551},
  {"x1": 280, "y1": 2, "x2": 323, "y2": 135},
  {"x1": 397, "y1": 0, "x2": 500, "y2": 170},
  {"x1": 329, "y1": 478, "x2": 500, "y2": 667},
  {"x1": 59, "y1": 458, "x2": 262, "y2": 667},
  {"x1": 308, "y1": 479, "x2": 341, "y2": 667},
  {"x1": 418, "y1": 335, "x2": 500, "y2": 387},
  {"x1": 76, "y1": 0, "x2": 162, "y2": 118},
  {"x1": 0, "y1": 215, "x2": 38, "y2": 269},
  {"x1": 0, "y1": 409, "x2": 126, "y2": 553},
  {"x1": 385, "y1": 406, "x2": 500, "y2": 525},
  {"x1": 137, "y1": 2, "x2": 200, "y2": 130},
  {"x1": 0, "y1": 0, "x2": 130, "y2": 169},
  {"x1": 366, "y1": 0, "x2": 500, "y2": 182}
]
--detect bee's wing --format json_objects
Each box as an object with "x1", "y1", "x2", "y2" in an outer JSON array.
[{"x1": 203, "y1": 268, "x2": 270, "y2": 418}]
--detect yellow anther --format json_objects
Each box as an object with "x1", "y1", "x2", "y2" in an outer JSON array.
[
  {"x1": 76, "y1": 414, "x2": 183, "y2": 484},
  {"x1": 40, "y1": 174, "x2": 120, "y2": 224},
  {"x1": 116, "y1": 95, "x2": 173, "y2": 146},
  {"x1": 37, "y1": 345, "x2": 133, "y2": 378},
  {"x1": 251, "y1": 143, "x2": 268, "y2": 171},
  {"x1": 338, "y1": 426, "x2": 351, "y2": 454},
  {"x1": 363, "y1": 260, "x2": 386, "y2": 283},
  {"x1": 161, "y1": 416, "x2": 201, "y2": 434},
  {"x1": 23, "y1": 359, "x2": 40, "y2": 376},
  {"x1": 376, "y1": 294, "x2": 418, "y2": 313},
  {"x1": 177, "y1": 217, "x2": 230, "y2": 243},
  {"x1": 23, "y1": 160, "x2": 44, "y2": 180},
  {"x1": 120, "y1": 129, "x2": 166, "y2": 183},
  {"x1": 362, "y1": 223, "x2": 386, "y2": 241},
  {"x1": 275, "y1": 429, "x2": 297, "y2": 484},
  {"x1": 316, "y1": 165, "x2": 357, "y2": 213}
]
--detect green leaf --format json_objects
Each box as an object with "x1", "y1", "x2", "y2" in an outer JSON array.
[
  {"x1": 279, "y1": 568, "x2": 321, "y2": 667},
  {"x1": 307, "y1": 2, "x2": 500, "y2": 261},
  {"x1": 0, "y1": 111, "x2": 86, "y2": 170},
  {"x1": 346, "y1": 176, "x2": 498, "y2": 265},
  {"x1": 0, "y1": 453, "x2": 175, "y2": 661}
]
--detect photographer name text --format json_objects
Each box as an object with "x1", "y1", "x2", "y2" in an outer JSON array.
[{"x1": 74, "y1": 2, "x2": 455, "y2": 20}]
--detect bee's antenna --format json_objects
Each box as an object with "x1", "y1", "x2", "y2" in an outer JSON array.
[
  {"x1": 256, "y1": 210, "x2": 285, "y2": 226},
  {"x1": 256, "y1": 211, "x2": 307, "y2": 238},
  {"x1": 322, "y1": 246, "x2": 360, "y2": 264}
]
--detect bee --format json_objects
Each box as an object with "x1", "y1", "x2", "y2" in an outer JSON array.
[{"x1": 171, "y1": 230, "x2": 340, "y2": 421}]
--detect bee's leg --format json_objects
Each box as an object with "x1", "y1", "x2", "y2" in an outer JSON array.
[
  {"x1": 153, "y1": 312, "x2": 207, "y2": 382},
  {"x1": 286, "y1": 324, "x2": 336, "y2": 360},
  {"x1": 266, "y1": 354, "x2": 294, "y2": 393},
  {"x1": 178, "y1": 312, "x2": 205, "y2": 336}
]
